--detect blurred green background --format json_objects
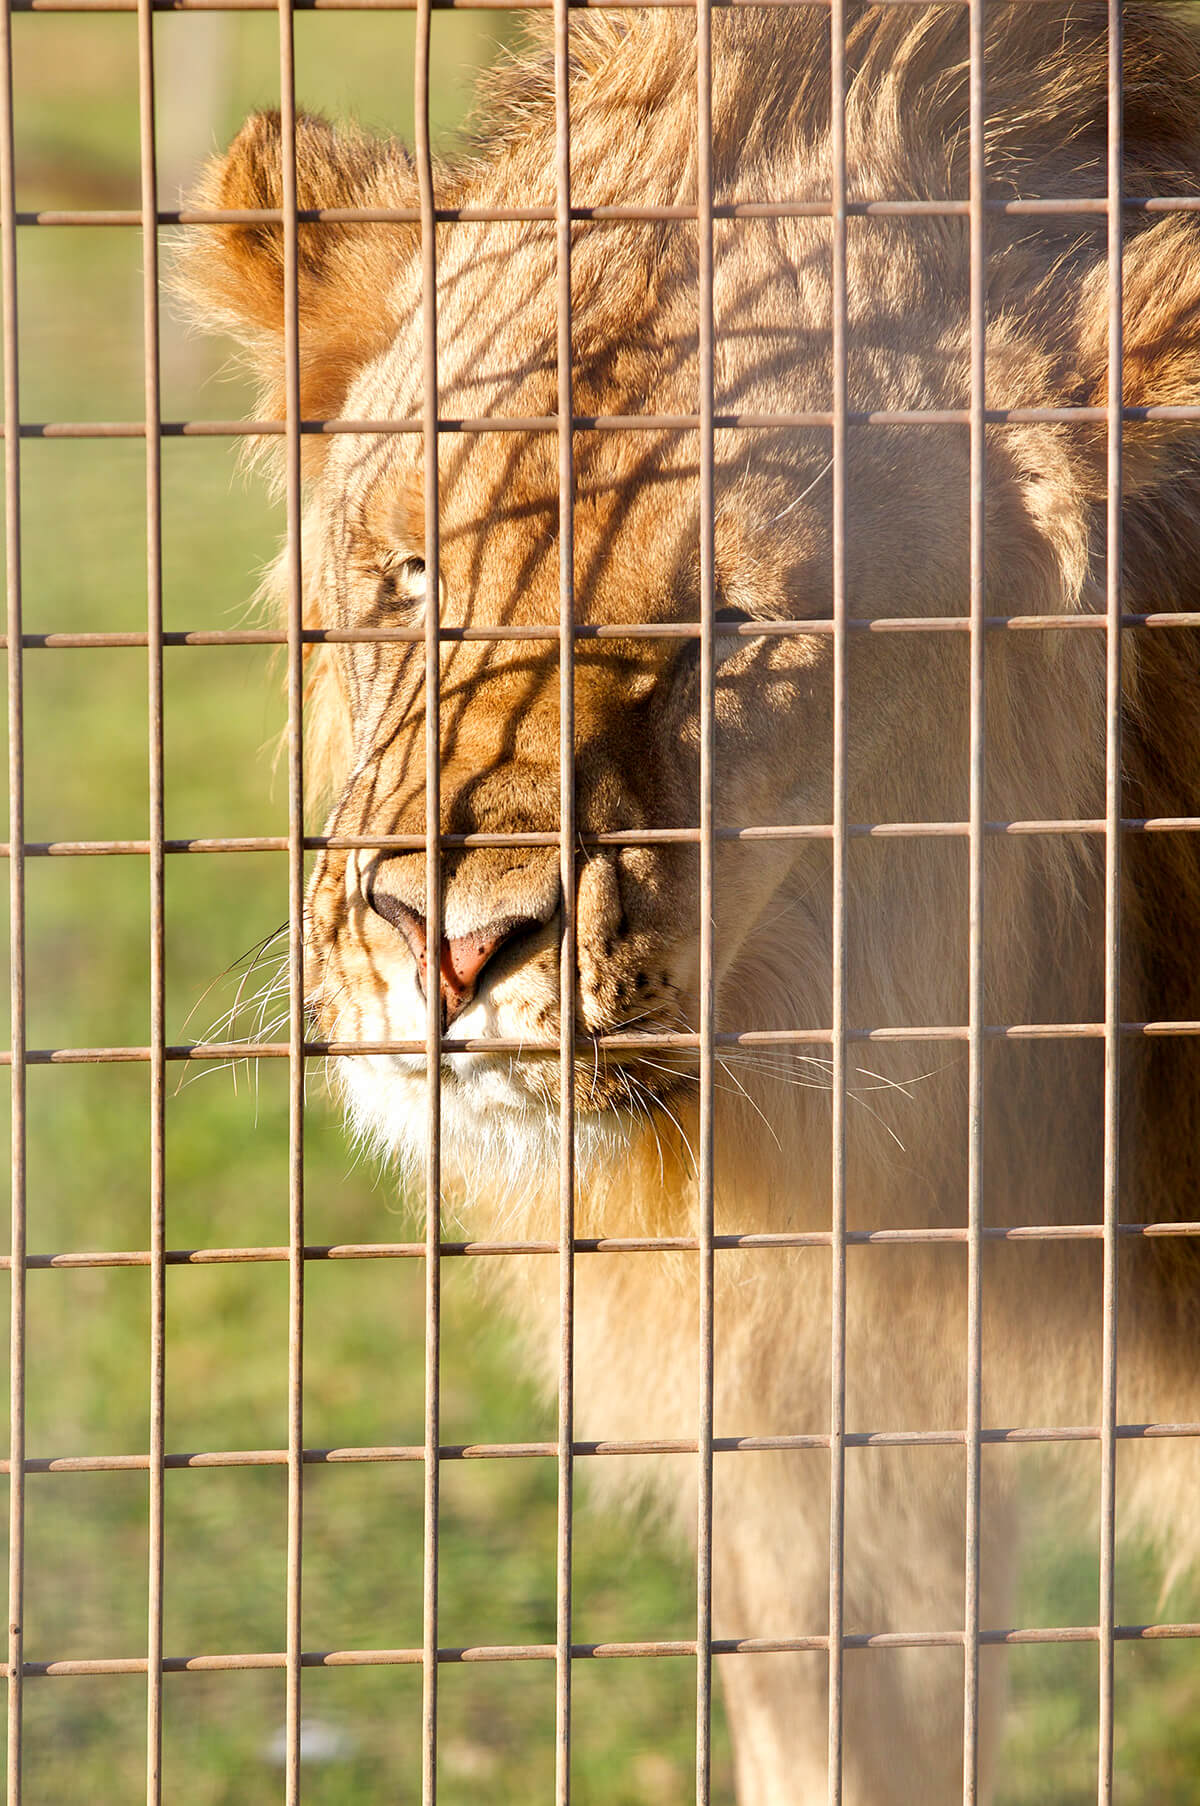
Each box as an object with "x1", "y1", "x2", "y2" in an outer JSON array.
[{"x1": 1, "y1": 12, "x2": 1198, "y2": 1801}]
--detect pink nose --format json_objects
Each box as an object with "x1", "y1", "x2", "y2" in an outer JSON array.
[
  {"x1": 439, "y1": 928, "x2": 507, "y2": 1004},
  {"x1": 367, "y1": 893, "x2": 534, "y2": 1028}
]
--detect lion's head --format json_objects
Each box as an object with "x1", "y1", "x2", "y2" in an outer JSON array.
[{"x1": 178, "y1": 8, "x2": 1200, "y2": 1209}]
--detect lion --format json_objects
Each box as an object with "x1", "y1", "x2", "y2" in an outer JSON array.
[{"x1": 177, "y1": 4, "x2": 1200, "y2": 1799}]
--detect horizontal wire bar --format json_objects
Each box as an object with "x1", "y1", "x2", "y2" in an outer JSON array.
[
  {"x1": 9, "y1": 1621, "x2": 1200, "y2": 1680},
  {"x1": 3, "y1": 817, "x2": 1200, "y2": 859},
  {"x1": 4, "y1": 613, "x2": 1200, "y2": 655},
  {"x1": 4, "y1": 1417, "x2": 1200, "y2": 1475},
  {"x1": 13, "y1": 197, "x2": 1200, "y2": 227},
  {"x1": 6, "y1": 1021, "x2": 1200, "y2": 1064},
  {"x1": 4, "y1": 404, "x2": 1200, "y2": 437},
  {"x1": 7, "y1": 0, "x2": 1153, "y2": 13},
  {"x1": 3, "y1": 1219, "x2": 1198, "y2": 1274}
]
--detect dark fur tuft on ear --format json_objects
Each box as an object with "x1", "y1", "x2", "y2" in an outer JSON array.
[{"x1": 172, "y1": 110, "x2": 417, "y2": 454}]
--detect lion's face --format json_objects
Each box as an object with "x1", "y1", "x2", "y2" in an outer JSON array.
[
  {"x1": 305, "y1": 403, "x2": 840, "y2": 1155},
  {"x1": 297, "y1": 206, "x2": 987, "y2": 1166},
  {"x1": 176, "y1": 57, "x2": 1200, "y2": 1182}
]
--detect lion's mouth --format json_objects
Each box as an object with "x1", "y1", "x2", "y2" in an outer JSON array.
[{"x1": 312, "y1": 912, "x2": 699, "y2": 1135}]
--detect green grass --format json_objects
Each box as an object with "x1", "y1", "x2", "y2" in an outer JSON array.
[{"x1": 3, "y1": 15, "x2": 1200, "y2": 1802}]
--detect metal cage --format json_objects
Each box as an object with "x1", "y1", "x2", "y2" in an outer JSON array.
[{"x1": 4, "y1": 0, "x2": 1199, "y2": 1801}]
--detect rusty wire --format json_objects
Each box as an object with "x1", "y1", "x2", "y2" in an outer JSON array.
[
  {"x1": 7, "y1": 815, "x2": 1200, "y2": 862},
  {"x1": 1097, "y1": 4, "x2": 1124, "y2": 1797},
  {"x1": 5, "y1": 612, "x2": 1200, "y2": 648},
  {"x1": 552, "y1": 0, "x2": 576, "y2": 1792},
  {"x1": 695, "y1": 0, "x2": 717, "y2": 1795},
  {"x1": 276, "y1": 0, "x2": 307, "y2": 1793},
  {"x1": 6, "y1": 1413, "x2": 1200, "y2": 1473},
  {"x1": 4, "y1": 1216, "x2": 1200, "y2": 1270},
  {"x1": 0, "y1": 0, "x2": 1173, "y2": 11},
  {"x1": 826, "y1": 0, "x2": 848, "y2": 1794},
  {"x1": 12, "y1": 195, "x2": 1200, "y2": 225},
  {"x1": 961, "y1": 1, "x2": 985, "y2": 1797},
  {"x1": 4, "y1": 1018, "x2": 1200, "y2": 1072},
  {"x1": 413, "y1": 0, "x2": 443, "y2": 1792},
  {"x1": 1, "y1": 0, "x2": 25, "y2": 1793},
  {"x1": 6, "y1": 1616, "x2": 1199, "y2": 1680},
  {"x1": 1, "y1": 400, "x2": 1199, "y2": 431},
  {"x1": 134, "y1": 0, "x2": 167, "y2": 1790}
]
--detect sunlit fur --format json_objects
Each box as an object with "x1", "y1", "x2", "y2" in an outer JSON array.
[{"x1": 177, "y1": 6, "x2": 1200, "y2": 1798}]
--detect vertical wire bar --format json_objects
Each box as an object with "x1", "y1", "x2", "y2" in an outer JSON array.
[
  {"x1": 277, "y1": 0, "x2": 306, "y2": 1794},
  {"x1": 1097, "y1": 2, "x2": 1123, "y2": 1799},
  {"x1": 552, "y1": 0, "x2": 576, "y2": 1796},
  {"x1": 0, "y1": 0, "x2": 24, "y2": 1795},
  {"x1": 825, "y1": 1, "x2": 848, "y2": 1799},
  {"x1": 962, "y1": 2, "x2": 986, "y2": 1799},
  {"x1": 134, "y1": 0, "x2": 167, "y2": 1794},
  {"x1": 694, "y1": 0, "x2": 716, "y2": 1799},
  {"x1": 413, "y1": 5, "x2": 442, "y2": 1799}
]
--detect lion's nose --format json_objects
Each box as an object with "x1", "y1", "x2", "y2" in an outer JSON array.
[{"x1": 367, "y1": 892, "x2": 538, "y2": 1029}]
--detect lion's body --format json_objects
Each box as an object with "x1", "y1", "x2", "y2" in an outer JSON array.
[{"x1": 179, "y1": 6, "x2": 1200, "y2": 1797}]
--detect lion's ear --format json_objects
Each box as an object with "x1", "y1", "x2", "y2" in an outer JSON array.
[
  {"x1": 173, "y1": 110, "x2": 416, "y2": 439},
  {"x1": 1071, "y1": 216, "x2": 1200, "y2": 496}
]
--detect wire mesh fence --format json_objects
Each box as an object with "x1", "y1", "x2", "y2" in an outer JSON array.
[{"x1": 6, "y1": 1, "x2": 1200, "y2": 1802}]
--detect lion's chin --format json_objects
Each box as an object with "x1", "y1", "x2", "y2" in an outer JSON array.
[{"x1": 333, "y1": 1050, "x2": 644, "y2": 1197}]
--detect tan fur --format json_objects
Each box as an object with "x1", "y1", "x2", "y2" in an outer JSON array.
[{"x1": 176, "y1": 6, "x2": 1200, "y2": 1798}]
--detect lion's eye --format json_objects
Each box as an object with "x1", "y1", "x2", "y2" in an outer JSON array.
[
  {"x1": 713, "y1": 605, "x2": 756, "y2": 664},
  {"x1": 681, "y1": 606, "x2": 757, "y2": 682},
  {"x1": 369, "y1": 553, "x2": 428, "y2": 619},
  {"x1": 385, "y1": 554, "x2": 427, "y2": 596}
]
